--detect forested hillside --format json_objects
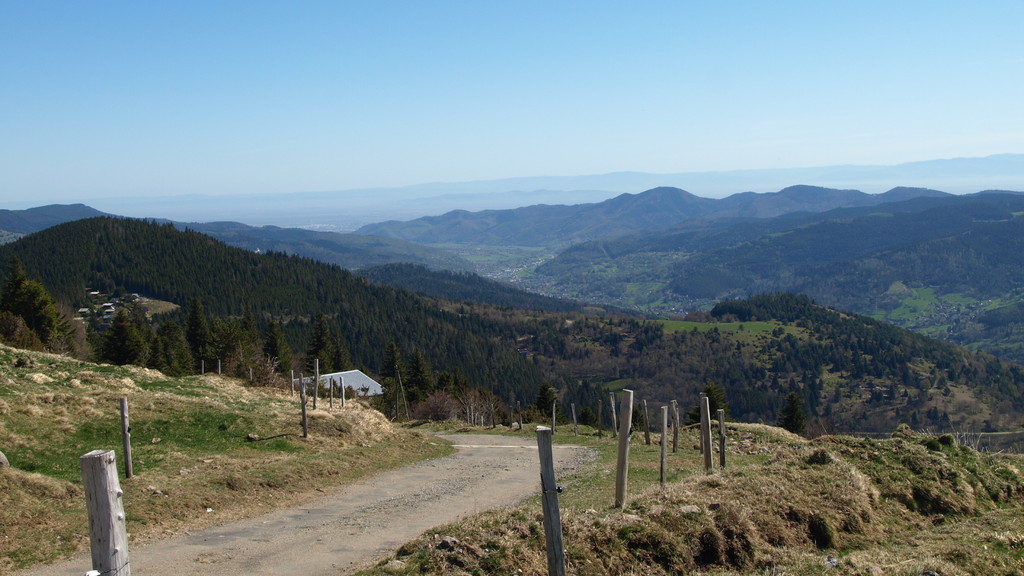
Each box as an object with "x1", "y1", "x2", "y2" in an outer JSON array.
[
  {"x1": 174, "y1": 220, "x2": 475, "y2": 273},
  {"x1": 0, "y1": 217, "x2": 545, "y2": 404},
  {"x1": 0, "y1": 204, "x2": 108, "y2": 240},
  {"x1": 535, "y1": 192, "x2": 1024, "y2": 361},
  {"x1": 358, "y1": 263, "x2": 590, "y2": 313},
  {"x1": 2, "y1": 218, "x2": 1022, "y2": 438},
  {"x1": 512, "y1": 293, "x2": 1024, "y2": 437}
]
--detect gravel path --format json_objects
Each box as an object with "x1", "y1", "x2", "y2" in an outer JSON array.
[{"x1": 19, "y1": 433, "x2": 590, "y2": 576}]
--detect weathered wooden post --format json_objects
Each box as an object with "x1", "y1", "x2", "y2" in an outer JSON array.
[
  {"x1": 201, "y1": 359, "x2": 205, "y2": 374},
  {"x1": 701, "y1": 393, "x2": 713, "y2": 473},
  {"x1": 609, "y1": 392, "x2": 618, "y2": 439},
  {"x1": 80, "y1": 450, "x2": 131, "y2": 576},
  {"x1": 119, "y1": 398, "x2": 133, "y2": 479},
  {"x1": 536, "y1": 426, "x2": 566, "y2": 576},
  {"x1": 313, "y1": 360, "x2": 319, "y2": 410},
  {"x1": 643, "y1": 399, "x2": 651, "y2": 445},
  {"x1": 551, "y1": 399, "x2": 557, "y2": 433},
  {"x1": 290, "y1": 370, "x2": 295, "y2": 397},
  {"x1": 671, "y1": 400, "x2": 680, "y2": 453},
  {"x1": 299, "y1": 372, "x2": 309, "y2": 438},
  {"x1": 571, "y1": 403, "x2": 578, "y2": 436},
  {"x1": 249, "y1": 366, "x2": 253, "y2": 383},
  {"x1": 329, "y1": 376, "x2": 334, "y2": 409},
  {"x1": 717, "y1": 408, "x2": 727, "y2": 469},
  {"x1": 217, "y1": 359, "x2": 221, "y2": 375},
  {"x1": 660, "y1": 405, "x2": 668, "y2": 488},
  {"x1": 596, "y1": 399, "x2": 603, "y2": 437},
  {"x1": 614, "y1": 389, "x2": 634, "y2": 508},
  {"x1": 340, "y1": 375, "x2": 346, "y2": 408}
]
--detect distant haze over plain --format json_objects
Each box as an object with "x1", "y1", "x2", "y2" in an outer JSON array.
[{"x1": 4, "y1": 154, "x2": 1022, "y2": 231}]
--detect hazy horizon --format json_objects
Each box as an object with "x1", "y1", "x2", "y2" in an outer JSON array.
[
  {"x1": 3, "y1": 153, "x2": 1023, "y2": 231},
  {"x1": 3, "y1": 2, "x2": 1022, "y2": 210}
]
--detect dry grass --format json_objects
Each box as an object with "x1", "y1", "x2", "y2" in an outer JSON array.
[
  {"x1": 358, "y1": 422, "x2": 1024, "y2": 576},
  {"x1": 0, "y1": 344, "x2": 452, "y2": 574}
]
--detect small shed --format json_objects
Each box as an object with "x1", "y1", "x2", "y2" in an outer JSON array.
[{"x1": 318, "y1": 369, "x2": 383, "y2": 396}]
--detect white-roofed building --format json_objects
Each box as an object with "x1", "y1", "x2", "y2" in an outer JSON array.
[{"x1": 318, "y1": 369, "x2": 383, "y2": 397}]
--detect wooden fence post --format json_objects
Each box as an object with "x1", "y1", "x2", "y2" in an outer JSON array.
[
  {"x1": 217, "y1": 359, "x2": 221, "y2": 375},
  {"x1": 536, "y1": 426, "x2": 566, "y2": 576},
  {"x1": 290, "y1": 370, "x2": 294, "y2": 397},
  {"x1": 313, "y1": 360, "x2": 319, "y2": 410},
  {"x1": 201, "y1": 359, "x2": 205, "y2": 374},
  {"x1": 643, "y1": 399, "x2": 651, "y2": 445},
  {"x1": 717, "y1": 408, "x2": 727, "y2": 469},
  {"x1": 660, "y1": 405, "x2": 668, "y2": 488},
  {"x1": 80, "y1": 450, "x2": 131, "y2": 576},
  {"x1": 340, "y1": 375, "x2": 346, "y2": 408},
  {"x1": 614, "y1": 389, "x2": 634, "y2": 508},
  {"x1": 119, "y1": 398, "x2": 133, "y2": 479},
  {"x1": 609, "y1": 392, "x2": 618, "y2": 439},
  {"x1": 329, "y1": 377, "x2": 334, "y2": 409},
  {"x1": 551, "y1": 399, "x2": 557, "y2": 433},
  {"x1": 299, "y1": 372, "x2": 308, "y2": 438},
  {"x1": 701, "y1": 394, "x2": 713, "y2": 473},
  {"x1": 671, "y1": 400, "x2": 679, "y2": 453},
  {"x1": 571, "y1": 403, "x2": 578, "y2": 436},
  {"x1": 596, "y1": 399, "x2": 603, "y2": 438}
]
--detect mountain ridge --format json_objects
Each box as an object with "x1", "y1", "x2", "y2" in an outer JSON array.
[{"x1": 355, "y1": 185, "x2": 958, "y2": 248}]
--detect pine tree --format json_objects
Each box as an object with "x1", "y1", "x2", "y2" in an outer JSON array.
[
  {"x1": 306, "y1": 312, "x2": 334, "y2": 373},
  {"x1": 262, "y1": 321, "x2": 292, "y2": 374},
  {"x1": 100, "y1": 309, "x2": 150, "y2": 366},
  {"x1": 185, "y1": 299, "x2": 211, "y2": 370},
  {"x1": 535, "y1": 380, "x2": 558, "y2": 418},
  {"x1": 405, "y1": 349, "x2": 435, "y2": 405},
  {"x1": 777, "y1": 392, "x2": 807, "y2": 434},
  {"x1": 0, "y1": 257, "x2": 69, "y2": 351},
  {"x1": 154, "y1": 321, "x2": 194, "y2": 376},
  {"x1": 686, "y1": 382, "x2": 729, "y2": 425}
]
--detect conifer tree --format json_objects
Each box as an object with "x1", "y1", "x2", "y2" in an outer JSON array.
[
  {"x1": 262, "y1": 321, "x2": 292, "y2": 374},
  {"x1": 306, "y1": 312, "x2": 334, "y2": 372},
  {"x1": 185, "y1": 299, "x2": 211, "y2": 370},
  {"x1": 777, "y1": 392, "x2": 807, "y2": 435},
  {"x1": 154, "y1": 321, "x2": 194, "y2": 376},
  {"x1": 535, "y1": 380, "x2": 558, "y2": 417},
  {"x1": 100, "y1": 308, "x2": 150, "y2": 366},
  {"x1": 686, "y1": 382, "x2": 729, "y2": 425},
  {"x1": 0, "y1": 257, "x2": 69, "y2": 351},
  {"x1": 405, "y1": 349, "x2": 435, "y2": 405}
]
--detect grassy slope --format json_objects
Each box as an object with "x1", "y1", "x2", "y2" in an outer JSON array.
[
  {"x1": 358, "y1": 423, "x2": 1024, "y2": 576},
  {"x1": 0, "y1": 344, "x2": 453, "y2": 574}
]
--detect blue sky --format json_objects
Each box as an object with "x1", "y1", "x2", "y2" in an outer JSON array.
[{"x1": 2, "y1": 1, "x2": 1022, "y2": 203}]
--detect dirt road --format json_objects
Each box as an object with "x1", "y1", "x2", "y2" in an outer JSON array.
[{"x1": 19, "y1": 434, "x2": 589, "y2": 576}]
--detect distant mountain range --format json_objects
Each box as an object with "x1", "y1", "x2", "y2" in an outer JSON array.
[
  {"x1": 0, "y1": 205, "x2": 473, "y2": 273},
  {"x1": 0, "y1": 204, "x2": 109, "y2": 241},
  {"x1": 8, "y1": 154, "x2": 1022, "y2": 229},
  {"x1": 170, "y1": 221, "x2": 474, "y2": 273},
  {"x1": 357, "y1": 185, "x2": 954, "y2": 248}
]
